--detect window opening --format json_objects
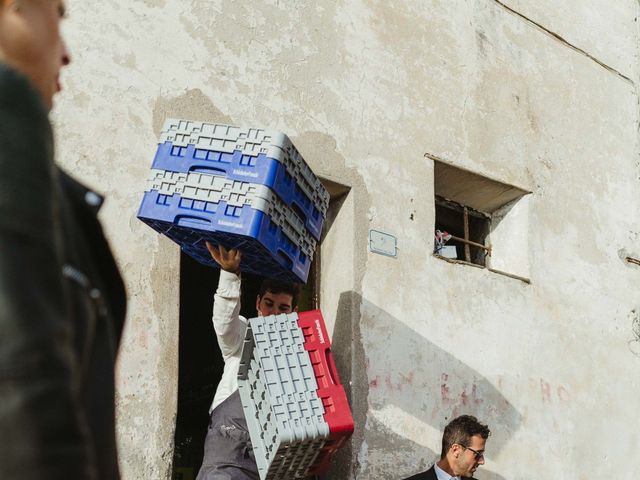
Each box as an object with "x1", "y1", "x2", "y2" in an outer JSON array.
[
  {"x1": 434, "y1": 195, "x2": 491, "y2": 266},
  {"x1": 431, "y1": 157, "x2": 530, "y2": 277}
]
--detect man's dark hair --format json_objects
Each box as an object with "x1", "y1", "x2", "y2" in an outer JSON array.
[
  {"x1": 440, "y1": 415, "x2": 490, "y2": 459},
  {"x1": 258, "y1": 278, "x2": 299, "y2": 309}
]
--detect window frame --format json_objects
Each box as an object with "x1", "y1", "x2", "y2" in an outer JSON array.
[{"x1": 434, "y1": 195, "x2": 492, "y2": 265}]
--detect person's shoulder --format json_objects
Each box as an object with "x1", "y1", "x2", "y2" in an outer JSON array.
[
  {"x1": 0, "y1": 65, "x2": 56, "y2": 238},
  {"x1": 0, "y1": 63, "x2": 53, "y2": 178},
  {"x1": 0, "y1": 63, "x2": 50, "y2": 131},
  {"x1": 58, "y1": 169, "x2": 105, "y2": 214},
  {"x1": 402, "y1": 465, "x2": 436, "y2": 480}
]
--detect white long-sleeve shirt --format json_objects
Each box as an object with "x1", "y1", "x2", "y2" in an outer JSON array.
[{"x1": 209, "y1": 270, "x2": 249, "y2": 413}]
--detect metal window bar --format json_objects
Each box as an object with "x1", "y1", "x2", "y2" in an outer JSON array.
[
  {"x1": 446, "y1": 234, "x2": 492, "y2": 255},
  {"x1": 463, "y1": 207, "x2": 471, "y2": 262},
  {"x1": 434, "y1": 196, "x2": 492, "y2": 257}
]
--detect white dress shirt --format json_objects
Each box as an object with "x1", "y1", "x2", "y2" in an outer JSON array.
[
  {"x1": 208, "y1": 270, "x2": 248, "y2": 413},
  {"x1": 434, "y1": 463, "x2": 460, "y2": 480}
]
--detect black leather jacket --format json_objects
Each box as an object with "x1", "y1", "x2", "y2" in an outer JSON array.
[{"x1": 0, "y1": 64, "x2": 126, "y2": 479}]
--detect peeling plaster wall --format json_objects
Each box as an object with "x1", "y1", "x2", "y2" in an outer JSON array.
[{"x1": 51, "y1": 1, "x2": 639, "y2": 479}]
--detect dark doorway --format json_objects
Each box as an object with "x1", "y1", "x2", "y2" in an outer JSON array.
[
  {"x1": 171, "y1": 179, "x2": 345, "y2": 479},
  {"x1": 171, "y1": 253, "x2": 264, "y2": 480}
]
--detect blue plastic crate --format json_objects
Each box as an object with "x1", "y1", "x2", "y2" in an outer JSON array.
[
  {"x1": 137, "y1": 190, "x2": 311, "y2": 283},
  {"x1": 160, "y1": 120, "x2": 329, "y2": 212},
  {"x1": 158, "y1": 120, "x2": 330, "y2": 240},
  {"x1": 152, "y1": 143, "x2": 325, "y2": 240},
  {"x1": 144, "y1": 169, "x2": 317, "y2": 259}
]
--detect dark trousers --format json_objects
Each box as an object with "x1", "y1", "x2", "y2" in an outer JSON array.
[{"x1": 196, "y1": 390, "x2": 259, "y2": 480}]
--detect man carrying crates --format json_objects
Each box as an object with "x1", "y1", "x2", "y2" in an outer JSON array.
[{"x1": 196, "y1": 243, "x2": 299, "y2": 480}]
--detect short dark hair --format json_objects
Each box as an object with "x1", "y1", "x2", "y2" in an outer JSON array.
[
  {"x1": 440, "y1": 415, "x2": 490, "y2": 459},
  {"x1": 258, "y1": 278, "x2": 299, "y2": 309}
]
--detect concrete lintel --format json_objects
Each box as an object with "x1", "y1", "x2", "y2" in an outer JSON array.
[{"x1": 430, "y1": 155, "x2": 530, "y2": 213}]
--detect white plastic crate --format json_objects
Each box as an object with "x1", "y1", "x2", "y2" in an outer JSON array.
[{"x1": 238, "y1": 313, "x2": 330, "y2": 480}]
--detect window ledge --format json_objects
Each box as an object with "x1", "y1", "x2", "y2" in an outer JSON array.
[{"x1": 432, "y1": 254, "x2": 531, "y2": 284}]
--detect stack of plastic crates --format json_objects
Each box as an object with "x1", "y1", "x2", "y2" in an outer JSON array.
[
  {"x1": 137, "y1": 119, "x2": 330, "y2": 283},
  {"x1": 238, "y1": 310, "x2": 354, "y2": 480}
]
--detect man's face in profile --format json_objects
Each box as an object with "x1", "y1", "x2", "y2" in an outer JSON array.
[
  {"x1": 453, "y1": 434, "x2": 486, "y2": 477},
  {"x1": 0, "y1": 0, "x2": 70, "y2": 110}
]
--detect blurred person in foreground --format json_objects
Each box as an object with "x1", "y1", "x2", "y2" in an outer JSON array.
[{"x1": 0, "y1": 1, "x2": 126, "y2": 478}]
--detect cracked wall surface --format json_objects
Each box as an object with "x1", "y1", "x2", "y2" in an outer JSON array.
[
  {"x1": 51, "y1": 0, "x2": 640, "y2": 478},
  {"x1": 494, "y1": 0, "x2": 639, "y2": 81}
]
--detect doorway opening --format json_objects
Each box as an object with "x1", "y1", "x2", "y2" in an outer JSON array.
[
  {"x1": 171, "y1": 178, "x2": 348, "y2": 480},
  {"x1": 171, "y1": 254, "x2": 267, "y2": 479}
]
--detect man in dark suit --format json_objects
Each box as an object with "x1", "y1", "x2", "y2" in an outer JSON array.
[{"x1": 403, "y1": 415, "x2": 491, "y2": 480}]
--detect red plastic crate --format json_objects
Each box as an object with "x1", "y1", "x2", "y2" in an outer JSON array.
[{"x1": 296, "y1": 310, "x2": 354, "y2": 474}]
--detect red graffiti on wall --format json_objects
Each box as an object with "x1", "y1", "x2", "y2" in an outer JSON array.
[
  {"x1": 440, "y1": 373, "x2": 484, "y2": 407},
  {"x1": 368, "y1": 371, "x2": 415, "y2": 391},
  {"x1": 531, "y1": 377, "x2": 572, "y2": 404}
]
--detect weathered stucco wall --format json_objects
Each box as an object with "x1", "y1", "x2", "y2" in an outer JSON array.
[{"x1": 52, "y1": 1, "x2": 640, "y2": 479}]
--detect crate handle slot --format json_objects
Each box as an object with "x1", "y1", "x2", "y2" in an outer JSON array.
[
  {"x1": 324, "y1": 348, "x2": 340, "y2": 386},
  {"x1": 289, "y1": 202, "x2": 307, "y2": 224},
  {"x1": 276, "y1": 248, "x2": 294, "y2": 269},
  {"x1": 189, "y1": 166, "x2": 227, "y2": 175},
  {"x1": 176, "y1": 215, "x2": 212, "y2": 229}
]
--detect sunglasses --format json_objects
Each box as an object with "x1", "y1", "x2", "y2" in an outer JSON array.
[{"x1": 456, "y1": 444, "x2": 485, "y2": 460}]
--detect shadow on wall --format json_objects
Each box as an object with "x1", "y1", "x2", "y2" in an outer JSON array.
[{"x1": 325, "y1": 292, "x2": 521, "y2": 480}]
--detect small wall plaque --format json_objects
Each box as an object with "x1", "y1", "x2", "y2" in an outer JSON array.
[{"x1": 369, "y1": 229, "x2": 397, "y2": 258}]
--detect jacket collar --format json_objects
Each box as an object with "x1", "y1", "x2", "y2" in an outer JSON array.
[
  {"x1": 0, "y1": 62, "x2": 48, "y2": 117},
  {"x1": 59, "y1": 169, "x2": 105, "y2": 215}
]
